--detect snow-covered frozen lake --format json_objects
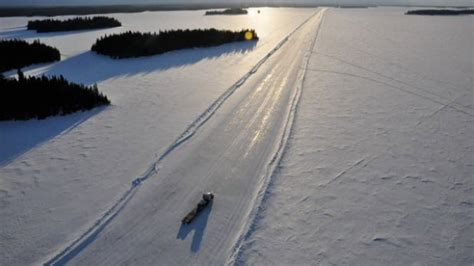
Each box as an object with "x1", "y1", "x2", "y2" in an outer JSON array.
[{"x1": 1, "y1": 6, "x2": 473, "y2": 266}]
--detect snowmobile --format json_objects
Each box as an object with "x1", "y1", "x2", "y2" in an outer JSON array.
[{"x1": 182, "y1": 192, "x2": 214, "y2": 224}]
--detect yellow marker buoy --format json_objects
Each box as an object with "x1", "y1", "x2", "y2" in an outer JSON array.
[{"x1": 244, "y1": 31, "x2": 253, "y2": 41}]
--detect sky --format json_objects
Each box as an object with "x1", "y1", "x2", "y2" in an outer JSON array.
[{"x1": 0, "y1": 0, "x2": 472, "y2": 7}]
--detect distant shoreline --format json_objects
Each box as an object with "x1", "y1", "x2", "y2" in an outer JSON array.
[
  {"x1": 406, "y1": 9, "x2": 474, "y2": 15},
  {"x1": 5, "y1": 4, "x2": 271, "y2": 17},
  {"x1": 0, "y1": 4, "x2": 472, "y2": 17},
  {"x1": 205, "y1": 8, "x2": 248, "y2": 16}
]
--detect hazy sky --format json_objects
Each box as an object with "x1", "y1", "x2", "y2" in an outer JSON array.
[{"x1": 0, "y1": 0, "x2": 473, "y2": 7}]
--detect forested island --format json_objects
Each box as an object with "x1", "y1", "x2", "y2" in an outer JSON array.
[
  {"x1": 0, "y1": 72, "x2": 110, "y2": 120},
  {"x1": 91, "y1": 29, "x2": 258, "y2": 59},
  {"x1": 406, "y1": 9, "x2": 474, "y2": 16},
  {"x1": 27, "y1": 16, "x2": 121, "y2": 33},
  {"x1": 205, "y1": 8, "x2": 248, "y2": 15},
  {"x1": 0, "y1": 39, "x2": 60, "y2": 72}
]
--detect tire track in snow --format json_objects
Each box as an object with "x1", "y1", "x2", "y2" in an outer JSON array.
[
  {"x1": 229, "y1": 9, "x2": 326, "y2": 265},
  {"x1": 43, "y1": 9, "x2": 323, "y2": 266},
  {"x1": 313, "y1": 51, "x2": 474, "y2": 112}
]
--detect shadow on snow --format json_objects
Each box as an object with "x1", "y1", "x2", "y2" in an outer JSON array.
[
  {"x1": 0, "y1": 26, "x2": 119, "y2": 39},
  {"x1": 176, "y1": 202, "x2": 213, "y2": 253},
  {"x1": 0, "y1": 106, "x2": 107, "y2": 167},
  {"x1": 40, "y1": 40, "x2": 257, "y2": 85}
]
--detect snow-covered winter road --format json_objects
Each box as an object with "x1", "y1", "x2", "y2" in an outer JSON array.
[{"x1": 43, "y1": 8, "x2": 326, "y2": 265}]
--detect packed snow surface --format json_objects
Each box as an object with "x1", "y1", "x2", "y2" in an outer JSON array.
[
  {"x1": 237, "y1": 7, "x2": 473, "y2": 266},
  {"x1": 0, "y1": 7, "x2": 320, "y2": 265}
]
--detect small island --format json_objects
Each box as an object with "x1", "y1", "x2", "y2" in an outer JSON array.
[
  {"x1": 406, "y1": 9, "x2": 474, "y2": 16},
  {"x1": 0, "y1": 39, "x2": 60, "y2": 72},
  {"x1": 27, "y1": 16, "x2": 121, "y2": 33},
  {"x1": 205, "y1": 8, "x2": 248, "y2": 15},
  {"x1": 0, "y1": 71, "x2": 110, "y2": 120},
  {"x1": 91, "y1": 29, "x2": 259, "y2": 59}
]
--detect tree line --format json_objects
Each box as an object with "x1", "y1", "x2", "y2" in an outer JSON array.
[
  {"x1": 205, "y1": 8, "x2": 248, "y2": 15},
  {"x1": 406, "y1": 9, "x2": 474, "y2": 16},
  {"x1": 0, "y1": 39, "x2": 60, "y2": 72},
  {"x1": 27, "y1": 16, "x2": 121, "y2": 32},
  {"x1": 0, "y1": 71, "x2": 110, "y2": 120},
  {"x1": 91, "y1": 29, "x2": 259, "y2": 59}
]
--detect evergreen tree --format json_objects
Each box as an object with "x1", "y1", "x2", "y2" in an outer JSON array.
[
  {"x1": 91, "y1": 29, "x2": 259, "y2": 59},
  {"x1": 27, "y1": 16, "x2": 121, "y2": 32},
  {"x1": 17, "y1": 69, "x2": 24, "y2": 80},
  {"x1": 205, "y1": 8, "x2": 248, "y2": 15},
  {"x1": 0, "y1": 74, "x2": 110, "y2": 121},
  {"x1": 0, "y1": 39, "x2": 60, "y2": 72},
  {"x1": 406, "y1": 9, "x2": 474, "y2": 15}
]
